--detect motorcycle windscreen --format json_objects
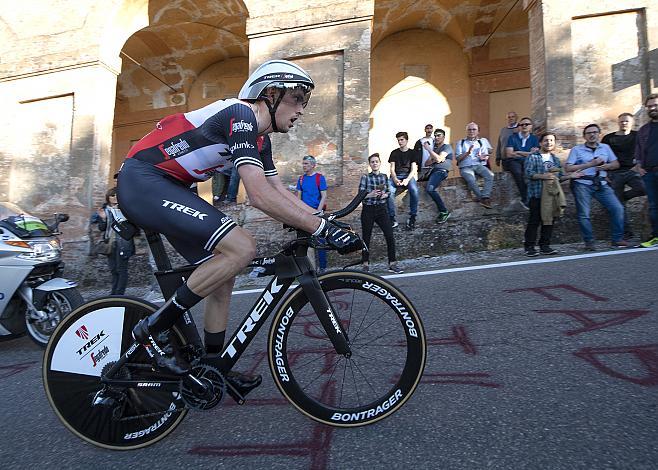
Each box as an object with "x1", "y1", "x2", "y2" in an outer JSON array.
[{"x1": 50, "y1": 307, "x2": 125, "y2": 377}]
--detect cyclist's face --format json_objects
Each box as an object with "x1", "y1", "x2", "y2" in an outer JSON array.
[{"x1": 275, "y1": 87, "x2": 309, "y2": 133}]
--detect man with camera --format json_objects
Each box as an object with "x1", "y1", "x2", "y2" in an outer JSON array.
[{"x1": 565, "y1": 123, "x2": 629, "y2": 250}]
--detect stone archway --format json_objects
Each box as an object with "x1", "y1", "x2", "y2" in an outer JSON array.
[
  {"x1": 109, "y1": 1, "x2": 250, "y2": 203},
  {"x1": 370, "y1": 0, "x2": 531, "y2": 170}
]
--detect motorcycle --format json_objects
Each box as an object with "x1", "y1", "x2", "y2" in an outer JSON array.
[{"x1": 0, "y1": 202, "x2": 84, "y2": 346}]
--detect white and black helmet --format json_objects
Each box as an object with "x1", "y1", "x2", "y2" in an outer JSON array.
[{"x1": 239, "y1": 59, "x2": 315, "y2": 132}]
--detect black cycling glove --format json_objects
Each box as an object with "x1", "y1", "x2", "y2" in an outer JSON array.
[{"x1": 314, "y1": 219, "x2": 363, "y2": 254}]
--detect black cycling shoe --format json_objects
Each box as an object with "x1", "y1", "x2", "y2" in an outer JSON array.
[
  {"x1": 132, "y1": 319, "x2": 191, "y2": 376},
  {"x1": 225, "y1": 370, "x2": 262, "y2": 399}
]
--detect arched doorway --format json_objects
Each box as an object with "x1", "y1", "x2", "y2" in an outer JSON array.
[
  {"x1": 111, "y1": 1, "x2": 250, "y2": 201},
  {"x1": 370, "y1": 0, "x2": 531, "y2": 173}
]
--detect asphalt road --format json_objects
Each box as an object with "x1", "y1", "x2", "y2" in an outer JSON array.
[{"x1": 1, "y1": 248, "x2": 657, "y2": 469}]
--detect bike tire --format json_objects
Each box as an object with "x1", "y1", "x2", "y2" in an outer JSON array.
[
  {"x1": 42, "y1": 296, "x2": 188, "y2": 450},
  {"x1": 267, "y1": 271, "x2": 426, "y2": 427}
]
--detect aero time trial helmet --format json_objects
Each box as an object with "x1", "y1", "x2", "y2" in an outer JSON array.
[{"x1": 238, "y1": 59, "x2": 315, "y2": 132}]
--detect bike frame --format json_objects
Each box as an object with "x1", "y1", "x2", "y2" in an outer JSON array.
[{"x1": 101, "y1": 230, "x2": 352, "y2": 394}]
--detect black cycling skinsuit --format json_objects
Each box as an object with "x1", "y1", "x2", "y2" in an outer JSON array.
[{"x1": 117, "y1": 99, "x2": 275, "y2": 264}]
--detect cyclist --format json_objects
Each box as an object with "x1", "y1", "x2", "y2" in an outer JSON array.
[{"x1": 117, "y1": 60, "x2": 361, "y2": 395}]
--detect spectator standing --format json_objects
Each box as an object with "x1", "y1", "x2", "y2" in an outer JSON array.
[
  {"x1": 422, "y1": 128, "x2": 453, "y2": 223},
  {"x1": 92, "y1": 187, "x2": 136, "y2": 295},
  {"x1": 634, "y1": 94, "x2": 658, "y2": 248},
  {"x1": 497, "y1": 111, "x2": 518, "y2": 167},
  {"x1": 388, "y1": 131, "x2": 420, "y2": 230},
  {"x1": 602, "y1": 113, "x2": 645, "y2": 239},
  {"x1": 505, "y1": 117, "x2": 539, "y2": 208},
  {"x1": 226, "y1": 166, "x2": 241, "y2": 203},
  {"x1": 565, "y1": 124, "x2": 629, "y2": 250},
  {"x1": 359, "y1": 153, "x2": 403, "y2": 274},
  {"x1": 296, "y1": 155, "x2": 328, "y2": 271},
  {"x1": 414, "y1": 124, "x2": 435, "y2": 174},
  {"x1": 455, "y1": 122, "x2": 494, "y2": 208},
  {"x1": 524, "y1": 132, "x2": 583, "y2": 256}
]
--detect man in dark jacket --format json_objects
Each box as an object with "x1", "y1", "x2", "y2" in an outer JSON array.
[{"x1": 634, "y1": 94, "x2": 658, "y2": 248}]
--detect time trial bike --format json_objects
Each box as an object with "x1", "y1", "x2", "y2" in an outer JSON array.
[{"x1": 42, "y1": 191, "x2": 426, "y2": 450}]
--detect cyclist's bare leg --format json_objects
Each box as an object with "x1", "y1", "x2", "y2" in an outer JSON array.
[
  {"x1": 185, "y1": 227, "x2": 256, "y2": 297},
  {"x1": 203, "y1": 278, "x2": 235, "y2": 334},
  {"x1": 132, "y1": 227, "x2": 255, "y2": 375}
]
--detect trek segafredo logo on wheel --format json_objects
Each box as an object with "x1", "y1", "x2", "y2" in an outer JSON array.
[{"x1": 50, "y1": 306, "x2": 125, "y2": 378}]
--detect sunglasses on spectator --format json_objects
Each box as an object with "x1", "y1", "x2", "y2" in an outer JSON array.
[{"x1": 520, "y1": 123, "x2": 532, "y2": 127}]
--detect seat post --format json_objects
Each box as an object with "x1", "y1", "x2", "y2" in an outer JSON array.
[{"x1": 144, "y1": 230, "x2": 172, "y2": 271}]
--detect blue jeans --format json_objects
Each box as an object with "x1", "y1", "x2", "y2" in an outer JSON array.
[
  {"x1": 460, "y1": 165, "x2": 493, "y2": 199},
  {"x1": 642, "y1": 170, "x2": 658, "y2": 238},
  {"x1": 387, "y1": 173, "x2": 418, "y2": 219},
  {"x1": 227, "y1": 167, "x2": 240, "y2": 201},
  {"x1": 571, "y1": 182, "x2": 624, "y2": 243},
  {"x1": 317, "y1": 248, "x2": 327, "y2": 270},
  {"x1": 426, "y1": 168, "x2": 449, "y2": 213}
]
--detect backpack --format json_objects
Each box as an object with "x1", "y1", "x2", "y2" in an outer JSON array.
[{"x1": 298, "y1": 173, "x2": 327, "y2": 210}]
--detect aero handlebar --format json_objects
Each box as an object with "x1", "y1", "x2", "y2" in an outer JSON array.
[{"x1": 324, "y1": 190, "x2": 368, "y2": 221}]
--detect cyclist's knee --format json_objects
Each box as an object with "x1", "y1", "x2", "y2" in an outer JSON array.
[{"x1": 215, "y1": 227, "x2": 256, "y2": 265}]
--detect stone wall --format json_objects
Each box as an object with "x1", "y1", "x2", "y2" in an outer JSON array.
[
  {"x1": 526, "y1": 0, "x2": 658, "y2": 143},
  {"x1": 64, "y1": 170, "x2": 652, "y2": 290}
]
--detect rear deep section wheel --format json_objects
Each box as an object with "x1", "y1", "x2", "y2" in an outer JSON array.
[
  {"x1": 268, "y1": 271, "x2": 426, "y2": 426},
  {"x1": 43, "y1": 297, "x2": 188, "y2": 450}
]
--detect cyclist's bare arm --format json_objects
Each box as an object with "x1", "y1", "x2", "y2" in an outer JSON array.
[{"x1": 238, "y1": 165, "x2": 320, "y2": 232}]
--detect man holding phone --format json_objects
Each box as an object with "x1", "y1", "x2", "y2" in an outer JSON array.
[{"x1": 565, "y1": 123, "x2": 629, "y2": 250}]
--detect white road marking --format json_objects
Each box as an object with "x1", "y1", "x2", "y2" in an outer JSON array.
[{"x1": 231, "y1": 246, "x2": 657, "y2": 295}]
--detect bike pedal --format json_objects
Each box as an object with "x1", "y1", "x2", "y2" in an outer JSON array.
[{"x1": 225, "y1": 381, "x2": 246, "y2": 405}]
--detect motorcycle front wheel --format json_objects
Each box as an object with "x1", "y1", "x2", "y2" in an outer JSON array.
[{"x1": 26, "y1": 288, "x2": 84, "y2": 346}]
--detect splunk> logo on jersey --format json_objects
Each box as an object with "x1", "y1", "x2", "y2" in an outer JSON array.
[
  {"x1": 230, "y1": 141, "x2": 255, "y2": 153},
  {"x1": 229, "y1": 118, "x2": 253, "y2": 136},
  {"x1": 161, "y1": 200, "x2": 208, "y2": 220},
  {"x1": 158, "y1": 138, "x2": 190, "y2": 159}
]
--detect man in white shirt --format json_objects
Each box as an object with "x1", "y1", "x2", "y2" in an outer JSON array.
[{"x1": 455, "y1": 122, "x2": 494, "y2": 208}]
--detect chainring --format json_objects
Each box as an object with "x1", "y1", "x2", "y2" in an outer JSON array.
[
  {"x1": 100, "y1": 361, "x2": 132, "y2": 381},
  {"x1": 180, "y1": 364, "x2": 225, "y2": 410}
]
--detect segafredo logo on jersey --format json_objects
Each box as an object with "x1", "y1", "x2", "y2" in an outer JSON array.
[
  {"x1": 229, "y1": 118, "x2": 253, "y2": 136},
  {"x1": 161, "y1": 200, "x2": 208, "y2": 220},
  {"x1": 158, "y1": 138, "x2": 190, "y2": 159}
]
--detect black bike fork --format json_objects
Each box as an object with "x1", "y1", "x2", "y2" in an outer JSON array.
[{"x1": 297, "y1": 270, "x2": 352, "y2": 356}]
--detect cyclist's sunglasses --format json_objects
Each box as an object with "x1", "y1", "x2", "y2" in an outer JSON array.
[{"x1": 278, "y1": 83, "x2": 313, "y2": 108}]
